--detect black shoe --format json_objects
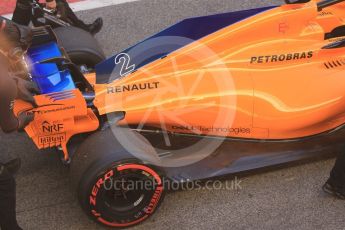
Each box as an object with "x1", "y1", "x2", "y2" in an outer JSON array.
[
  {"x1": 87, "y1": 17, "x2": 103, "y2": 35},
  {"x1": 322, "y1": 180, "x2": 345, "y2": 200},
  {"x1": 4, "y1": 158, "x2": 21, "y2": 175}
]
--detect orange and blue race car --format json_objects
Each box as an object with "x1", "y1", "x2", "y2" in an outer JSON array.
[{"x1": 12, "y1": 0, "x2": 345, "y2": 227}]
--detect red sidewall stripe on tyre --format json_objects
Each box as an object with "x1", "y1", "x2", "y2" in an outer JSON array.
[{"x1": 117, "y1": 164, "x2": 162, "y2": 185}]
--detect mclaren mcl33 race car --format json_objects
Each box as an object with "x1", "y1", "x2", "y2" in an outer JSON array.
[{"x1": 13, "y1": 0, "x2": 345, "y2": 228}]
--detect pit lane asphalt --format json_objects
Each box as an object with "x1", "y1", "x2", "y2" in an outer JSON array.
[{"x1": 1, "y1": 0, "x2": 345, "y2": 229}]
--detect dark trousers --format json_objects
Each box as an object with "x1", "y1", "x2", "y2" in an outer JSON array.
[
  {"x1": 56, "y1": 0, "x2": 89, "y2": 31},
  {"x1": 329, "y1": 151, "x2": 345, "y2": 188},
  {"x1": 0, "y1": 165, "x2": 21, "y2": 230},
  {"x1": 12, "y1": 0, "x2": 89, "y2": 30},
  {"x1": 12, "y1": 0, "x2": 32, "y2": 26}
]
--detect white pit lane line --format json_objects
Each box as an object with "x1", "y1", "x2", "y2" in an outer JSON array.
[
  {"x1": 69, "y1": 0, "x2": 140, "y2": 12},
  {"x1": 3, "y1": 0, "x2": 140, "y2": 19}
]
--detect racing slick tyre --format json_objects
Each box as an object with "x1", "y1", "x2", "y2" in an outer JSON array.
[
  {"x1": 53, "y1": 26, "x2": 106, "y2": 68},
  {"x1": 70, "y1": 127, "x2": 166, "y2": 228}
]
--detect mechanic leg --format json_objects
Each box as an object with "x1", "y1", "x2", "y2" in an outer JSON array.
[
  {"x1": 57, "y1": 0, "x2": 89, "y2": 30},
  {"x1": 0, "y1": 164, "x2": 22, "y2": 230},
  {"x1": 12, "y1": 0, "x2": 32, "y2": 26},
  {"x1": 57, "y1": 0, "x2": 103, "y2": 34},
  {"x1": 329, "y1": 151, "x2": 345, "y2": 188}
]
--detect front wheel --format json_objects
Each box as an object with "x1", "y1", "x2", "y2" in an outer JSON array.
[
  {"x1": 53, "y1": 26, "x2": 106, "y2": 68},
  {"x1": 80, "y1": 162, "x2": 165, "y2": 228}
]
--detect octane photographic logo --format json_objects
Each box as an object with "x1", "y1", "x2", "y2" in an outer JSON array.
[{"x1": 105, "y1": 35, "x2": 236, "y2": 168}]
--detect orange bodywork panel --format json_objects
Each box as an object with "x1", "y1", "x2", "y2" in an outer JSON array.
[
  {"x1": 13, "y1": 90, "x2": 99, "y2": 160},
  {"x1": 84, "y1": 72, "x2": 96, "y2": 85},
  {"x1": 94, "y1": 1, "x2": 345, "y2": 140}
]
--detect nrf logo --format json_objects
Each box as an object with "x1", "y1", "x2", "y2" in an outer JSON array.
[{"x1": 41, "y1": 121, "x2": 64, "y2": 133}]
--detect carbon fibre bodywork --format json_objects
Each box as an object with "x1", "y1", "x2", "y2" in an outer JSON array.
[{"x1": 141, "y1": 126, "x2": 344, "y2": 181}]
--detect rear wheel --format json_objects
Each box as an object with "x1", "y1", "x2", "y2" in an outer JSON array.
[
  {"x1": 85, "y1": 162, "x2": 164, "y2": 227},
  {"x1": 53, "y1": 26, "x2": 106, "y2": 68},
  {"x1": 70, "y1": 128, "x2": 165, "y2": 228}
]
